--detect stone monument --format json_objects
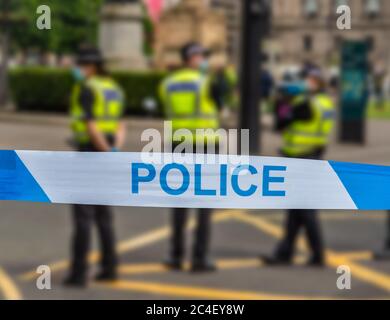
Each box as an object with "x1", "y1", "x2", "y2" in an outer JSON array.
[
  {"x1": 99, "y1": 0, "x2": 147, "y2": 70},
  {"x1": 154, "y1": 0, "x2": 228, "y2": 69}
]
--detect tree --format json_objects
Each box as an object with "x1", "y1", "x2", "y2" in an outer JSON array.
[{"x1": 10, "y1": 0, "x2": 104, "y2": 54}]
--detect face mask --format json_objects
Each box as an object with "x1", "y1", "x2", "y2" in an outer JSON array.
[
  {"x1": 72, "y1": 67, "x2": 85, "y2": 82},
  {"x1": 298, "y1": 81, "x2": 308, "y2": 93},
  {"x1": 199, "y1": 60, "x2": 209, "y2": 74}
]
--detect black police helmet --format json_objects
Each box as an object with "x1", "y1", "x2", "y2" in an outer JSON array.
[
  {"x1": 76, "y1": 46, "x2": 104, "y2": 65},
  {"x1": 180, "y1": 42, "x2": 209, "y2": 63}
]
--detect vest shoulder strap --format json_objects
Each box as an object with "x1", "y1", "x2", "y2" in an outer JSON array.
[{"x1": 312, "y1": 94, "x2": 334, "y2": 110}]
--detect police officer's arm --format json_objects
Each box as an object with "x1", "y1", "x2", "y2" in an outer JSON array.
[
  {"x1": 80, "y1": 87, "x2": 111, "y2": 152},
  {"x1": 114, "y1": 121, "x2": 126, "y2": 150},
  {"x1": 276, "y1": 97, "x2": 313, "y2": 131},
  {"x1": 87, "y1": 122, "x2": 112, "y2": 152},
  {"x1": 211, "y1": 75, "x2": 227, "y2": 111},
  {"x1": 292, "y1": 98, "x2": 313, "y2": 121}
]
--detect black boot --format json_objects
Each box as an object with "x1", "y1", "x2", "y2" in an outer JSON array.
[
  {"x1": 63, "y1": 274, "x2": 87, "y2": 288},
  {"x1": 190, "y1": 260, "x2": 217, "y2": 273},
  {"x1": 163, "y1": 257, "x2": 183, "y2": 271},
  {"x1": 95, "y1": 270, "x2": 118, "y2": 282},
  {"x1": 259, "y1": 254, "x2": 292, "y2": 266}
]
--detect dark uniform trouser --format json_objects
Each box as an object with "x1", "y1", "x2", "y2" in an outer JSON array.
[
  {"x1": 171, "y1": 208, "x2": 211, "y2": 262},
  {"x1": 70, "y1": 143, "x2": 118, "y2": 278},
  {"x1": 169, "y1": 143, "x2": 216, "y2": 263},
  {"x1": 275, "y1": 209, "x2": 323, "y2": 261},
  {"x1": 274, "y1": 150, "x2": 324, "y2": 262},
  {"x1": 386, "y1": 212, "x2": 390, "y2": 249},
  {"x1": 71, "y1": 205, "x2": 118, "y2": 277}
]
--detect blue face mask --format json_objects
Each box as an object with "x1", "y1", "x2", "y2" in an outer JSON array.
[
  {"x1": 72, "y1": 68, "x2": 85, "y2": 82},
  {"x1": 199, "y1": 60, "x2": 209, "y2": 74},
  {"x1": 280, "y1": 81, "x2": 308, "y2": 96}
]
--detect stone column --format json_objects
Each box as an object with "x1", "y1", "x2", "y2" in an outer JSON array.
[{"x1": 99, "y1": 0, "x2": 147, "y2": 70}]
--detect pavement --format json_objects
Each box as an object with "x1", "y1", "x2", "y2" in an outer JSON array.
[{"x1": 0, "y1": 111, "x2": 390, "y2": 300}]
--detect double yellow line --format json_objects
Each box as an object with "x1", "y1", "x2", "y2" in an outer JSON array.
[
  {"x1": 17, "y1": 209, "x2": 390, "y2": 299},
  {"x1": 232, "y1": 212, "x2": 390, "y2": 294},
  {"x1": 102, "y1": 279, "x2": 331, "y2": 300},
  {"x1": 20, "y1": 210, "x2": 238, "y2": 282}
]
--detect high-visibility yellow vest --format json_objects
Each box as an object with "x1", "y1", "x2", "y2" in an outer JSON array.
[
  {"x1": 160, "y1": 68, "x2": 220, "y2": 144},
  {"x1": 282, "y1": 93, "x2": 335, "y2": 157},
  {"x1": 70, "y1": 76, "x2": 124, "y2": 144}
]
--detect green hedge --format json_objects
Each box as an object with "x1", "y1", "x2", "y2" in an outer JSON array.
[
  {"x1": 113, "y1": 71, "x2": 166, "y2": 116},
  {"x1": 9, "y1": 67, "x2": 166, "y2": 116}
]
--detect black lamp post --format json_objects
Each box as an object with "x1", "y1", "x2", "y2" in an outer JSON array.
[
  {"x1": 239, "y1": 0, "x2": 271, "y2": 155},
  {"x1": 0, "y1": 0, "x2": 11, "y2": 107}
]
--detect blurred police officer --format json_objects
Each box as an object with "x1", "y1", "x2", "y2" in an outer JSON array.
[
  {"x1": 261, "y1": 68, "x2": 335, "y2": 267},
  {"x1": 64, "y1": 46, "x2": 126, "y2": 286},
  {"x1": 160, "y1": 42, "x2": 222, "y2": 272}
]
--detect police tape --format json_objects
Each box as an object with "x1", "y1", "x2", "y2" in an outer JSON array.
[{"x1": 0, "y1": 150, "x2": 389, "y2": 210}]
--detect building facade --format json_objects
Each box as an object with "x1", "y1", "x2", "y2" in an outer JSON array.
[
  {"x1": 157, "y1": 0, "x2": 390, "y2": 70},
  {"x1": 272, "y1": 0, "x2": 390, "y2": 69},
  {"x1": 208, "y1": 0, "x2": 242, "y2": 65},
  {"x1": 157, "y1": 0, "x2": 240, "y2": 65},
  {"x1": 154, "y1": 0, "x2": 227, "y2": 69}
]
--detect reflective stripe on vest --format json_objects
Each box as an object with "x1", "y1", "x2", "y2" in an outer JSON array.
[
  {"x1": 70, "y1": 77, "x2": 124, "y2": 144},
  {"x1": 161, "y1": 69, "x2": 219, "y2": 143}
]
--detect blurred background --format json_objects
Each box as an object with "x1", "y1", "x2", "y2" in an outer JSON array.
[{"x1": 0, "y1": 0, "x2": 390, "y2": 300}]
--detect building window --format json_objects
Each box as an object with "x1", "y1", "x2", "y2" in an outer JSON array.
[
  {"x1": 303, "y1": 35, "x2": 313, "y2": 52},
  {"x1": 303, "y1": 0, "x2": 318, "y2": 17},
  {"x1": 365, "y1": 0, "x2": 381, "y2": 17},
  {"x1": 334, "y1": 0, "x2": 349, "y2": 10}
]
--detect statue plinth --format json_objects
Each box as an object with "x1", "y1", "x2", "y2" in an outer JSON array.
[
  {"x1": 99, "y1": 1, "x2": 147, "y2": 70},
  {"x1": 154, "y1": 0, "x2": 228, "y2": 70}
]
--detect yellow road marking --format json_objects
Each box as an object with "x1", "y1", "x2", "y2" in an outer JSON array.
[
  {"x1": 338, "y1": 251, "x2": 373, "y2": 261},
  {"x1": 118, "y1": 256, "x2": 310, "y2": 276},
  {"x1": 19, "y1": 210, "x2": 238, "y2": 281},
  {"x1": 233, "y1": 212, "x2": 390, "y2": 294},
  {"x1": 119, "y1": 264, "x2": 169, "y2": 275},
  {"x1": 216, "y1": 258, "x2": 262, "y2": 270},
  {"x1": 118, "y1": 259, "x2": 263, "y2": 276},
  {"x1": 0, "y1": 267, "x2": 22, "y2": 300},
  {"x1": 329, "y1": 255, "x2": 390, "y2": 293},
  {"x1": 101, "y1": 279, "x2": 332, "y2": 300},
  {"x1": 18, "y1": 207, "x2": 386, "y2": 299},
  {"x1": 19, "y1": 226, "x2": 170, "y2": 281}
]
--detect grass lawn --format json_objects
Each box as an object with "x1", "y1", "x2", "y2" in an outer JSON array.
[{"x1": 367, "y1": 100, "x2": 390, "y2": 119}]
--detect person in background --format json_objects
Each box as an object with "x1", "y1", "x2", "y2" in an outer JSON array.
[
  {"x1": 224, "y1": 64, "x2": 239, "y2": 110},
  {"x1": 212, "y1": 66, "x2": 230, "y2": 111},
  {"x1": 212, "y1": 64, "x2": 239, "y2": 118},
  {"x1": 159, "y1": 42, "x2": 222, "y2": 272},
  {"x1": 260, "y1": 68, "x2": 275, "y2": 114},
  {"x1": 64, "y1": 46, "x2": 126, "y2": 287},
  {"x1": 273, "y1": 81, "x2": 306, "y2": 132},
  {"x1": 260, "y1": 68, "x2": 274, "y2": 101},
  {"x1": 261, "y1": 68, "x2": 335, "y2": 267},
  {"x1": 373, "y1": 67, "x2": 386, "y2": 110}
]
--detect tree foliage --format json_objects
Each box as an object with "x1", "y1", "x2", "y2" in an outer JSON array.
[{"x1": 10, "y1": 0, "x2": 104, "y2": 53}]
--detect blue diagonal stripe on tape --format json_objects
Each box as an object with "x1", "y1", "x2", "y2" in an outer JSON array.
[
  {"x1": 329, "y1": 160, "x2": 390, "y2": 210},
  {"x1": 0, "y1": 150, "x2": 50, "y2": 203}
]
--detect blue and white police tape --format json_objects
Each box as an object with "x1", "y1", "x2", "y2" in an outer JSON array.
[{"x1": 0, "y1": 150, "x2": 389, "y2": 210}]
